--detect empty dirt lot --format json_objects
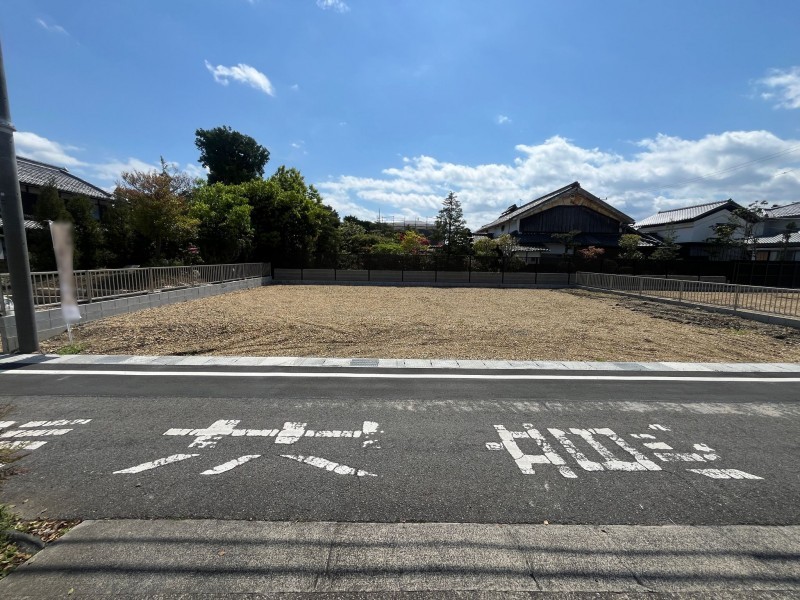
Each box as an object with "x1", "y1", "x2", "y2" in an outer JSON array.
[{"x1": 40, "y1": 285, "x2": 800, "y2": 362}]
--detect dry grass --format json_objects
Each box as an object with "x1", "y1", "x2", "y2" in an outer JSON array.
[{"x1": 41, "y1": 285, "x2": 800, "y2": 362}]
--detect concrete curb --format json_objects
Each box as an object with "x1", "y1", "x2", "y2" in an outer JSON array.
[
  {"x1": 1, "y1": 520, "x2": 798, "y2": 597},
  {"x1": 1, "y1": 353, "x2": 799, "y2": 372}
]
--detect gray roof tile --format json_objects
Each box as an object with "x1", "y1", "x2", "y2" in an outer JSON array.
[
  {"x1": 635, "y1": 201, "x2": 737, "y2": 227},
  {"x1": 765, "y1": 202, "x2": 800, "y2": 219},
  {"x1": 16, "y1": 157, "x2": 111, "y2": 200}
]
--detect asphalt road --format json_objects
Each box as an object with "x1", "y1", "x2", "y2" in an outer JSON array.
[{"x1": 1, "y1": 363, "x2": 798, "y2": 526}]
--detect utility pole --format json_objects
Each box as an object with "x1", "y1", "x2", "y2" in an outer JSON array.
[{"x1": 0, "y1": 40, "x2": 39, "y2": 352}]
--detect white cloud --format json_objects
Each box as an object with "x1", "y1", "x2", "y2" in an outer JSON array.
[
  {"x1": 756, "y1": 66, "x2": 800, "y2": 109},
  {"x1": 290, "y1": 83, "x2": 300, "y2": 91},
  {"x1": 317, "y1": 0, "x2": 350, "y2": 13},
  {"x1": 317, "y1": 131, "x2": 800, "y2": 229},
  {"x1": 204, "y1": 60, "x2": 275, "y2": 97},
  {"x1": 496, "y1": 115, "x2": 511, "y2": 125},
  {"x1": 36, "y1": 18, "x2": 68, "y2": 35},
  {"x1": 14, "y1": 131, "x2": 85, "y2": 167}
]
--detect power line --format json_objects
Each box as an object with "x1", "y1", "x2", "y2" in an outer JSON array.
[{"x1": 653, "y1": 143, "x2": 800, "y2": 192}]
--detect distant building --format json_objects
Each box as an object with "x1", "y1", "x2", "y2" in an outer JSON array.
[
  {"x1": 16, "y1": 156, "x2": 112, "y2": 219},
  {"x1": 475, "y1": 182, "x2": 650, "y2": 263},
  {"x1": 0, "y1": 156, "x2": 112, "y2": 263},
  {"x1": 635, "y1": 199, "x2": 800, "y2": 261},
  {"x1": 753, "y1": 202, "x2": 800, "y2": 261}
]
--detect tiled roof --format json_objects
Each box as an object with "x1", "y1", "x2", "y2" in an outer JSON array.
[
  {"x1": 476, "y1": 182, "x2": 633, "y2": 233},
  {"x1": 0, "y1": 217, "x2": 44, "y2": 230},
  {"x1": 755, "y1": 232, "x2": 800, "y2": 246},
  {"x1": 634, "y1": 201, "x2": 738, "y2": 228},
  {"x1": 765, "y1": 202, "x2": 800, "y2": 219},
  {"x1": 16, "y1": 157, "x2": 111, "y2": 200}
]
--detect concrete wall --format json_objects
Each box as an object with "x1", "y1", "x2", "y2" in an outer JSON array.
[
  {"x1": 0, "y1": 277, "x2": 269, "y2": 353},
  {"x1": 273, "y1": 268, "x2": 570, "y2": 287}
]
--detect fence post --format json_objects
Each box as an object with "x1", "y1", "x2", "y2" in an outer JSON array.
[
  {"x1": 733, "y1": 284, "x2": 740, "y2": 312},
  {"x1": 678, "y1": 279, "x2": 684, "y2": 304},
  {"x1": 638, "y1": 277, "x2": 643, "y2": 298},
  {"x1": 147, "y1": 267, "x2": 154, "y2": 292},
  {"x1": 86, "y1": 270, "x2": 93, "y2": 304}
]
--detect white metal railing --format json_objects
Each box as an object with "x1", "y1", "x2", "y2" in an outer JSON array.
[
  {"x1": 576, "y1": 272, "x2": 800, "y2": 318},
  {"x1": 0, "y1": 263, "x2": 268, "y2": 315}
]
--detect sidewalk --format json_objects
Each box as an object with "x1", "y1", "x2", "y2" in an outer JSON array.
[{"x1": 1, "y1": 520, "x2": 798, "y2": 598}]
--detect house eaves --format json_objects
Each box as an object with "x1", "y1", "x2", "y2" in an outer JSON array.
[
  {"x1": 476, "y1": 182, "x2": 633, "y2": 234},
  {"x1": 17, "y1": 156, "x2": 112, "y2": 201},
  {"x1": 635, "y1": 200, "x2": 742, "y2": 228}
]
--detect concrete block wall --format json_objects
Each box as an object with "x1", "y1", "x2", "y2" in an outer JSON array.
[
  {"x1": 272, "y1": 268, "x2": 570, "y2": 287},
  {"x1": 0, "y1": 276, "x2": 269, "y2": 353}
]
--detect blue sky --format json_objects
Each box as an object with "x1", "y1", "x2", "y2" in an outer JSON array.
[{"x1": 2, "y1": 0, "x2": 799, "y2": 229}]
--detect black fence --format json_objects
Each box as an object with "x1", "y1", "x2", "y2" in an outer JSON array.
[{"x1": 273, "y1": 254, "x2": 800, "y2": 288}]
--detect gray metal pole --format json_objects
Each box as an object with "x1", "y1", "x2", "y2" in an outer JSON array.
[{"x1": 0, "y1": 40, "x2": 39, "y2": 353}]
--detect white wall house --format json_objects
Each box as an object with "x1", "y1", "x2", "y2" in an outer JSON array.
[{"x1": 634, "y1": 200, "x2": 747, "y2": 258}]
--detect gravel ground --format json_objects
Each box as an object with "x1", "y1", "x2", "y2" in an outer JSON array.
[{"x1": 41, "y1": 285, "x2": 800, "y2": 362}]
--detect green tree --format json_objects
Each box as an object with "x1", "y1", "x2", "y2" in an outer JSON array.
[
  {"x1": 618, "y1": 234, "x2": 644, "y2": 260},
  {"x1": 28, "y1": 181, "x2": 71, "y2": 270},
  {"x1": 472, "y1": 236, "x2": 498, "y2": 255},
  {"x1": 433, "y1": 191, "x2": 471, "y2": 254},
  {"x1": 649, "y1": 225, "x2": 681, "y2": 261},
  {"x1": 65, "y1": 196, "x2": 104, "y2": 269},
  {"x1": 114, "y1": 159, "x2": 199, "y2": 264},
  {"x1": 99, "y1": 200, "x2": 138, "y2": 267},
  {"x1": 189, "y1": 183, "x2": 253, "y2": 263},
  {"x1": 240, "y1": 167, "x2": 340, "y2": 265},
  {"x1": 195, "y1": 125, "x2": 270, "y2": 185},
  {"x1": 399, "y1": 230, "x2": 428, "y2": 254},
  {"x1": 552, "y1": 229, "x2": 581, "y2": 255}
]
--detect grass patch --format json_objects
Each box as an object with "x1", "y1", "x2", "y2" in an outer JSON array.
[{"x1": 56, "y1": 342, "x2": 86, "y2": 355}]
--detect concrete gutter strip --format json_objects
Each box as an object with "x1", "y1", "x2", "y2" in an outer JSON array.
[
  {"x1": 0, "y1": 521, "x2": 797, "y2": 597},
  {"x1": 1, "y1": 353, "x2": 799, "y2": 372}
]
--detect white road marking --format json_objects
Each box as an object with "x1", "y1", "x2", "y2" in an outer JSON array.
[
  {"x1": 548, "y1": 428, "x2": 603, "y2": 472},
  {"x1": 0, "y1": 421, "x2": 16, "y2": 429},
  {"x1": 276, "y1": 422, "x2": 307, "y2": 444},
  {"x1": 644, "y1": 442, "x2": 673, "y2": 450},
  {"x1": 3, "y1": 369, "x2": 800, "y2": 383},
  {"x1": 655, "y1": 452, "x2": 706, "y2": 462},
  {"x1": 649, "y1": 424, "x2": 671, "y2": 431},
  {"x1": 113, "y1": 453, "x2": 199, "y2": 474},
  {"x1": 485, "y1": 442, "x2": 503, "y2": 450},
  {"x1": 201, "y1": 455, "x2": 261, "y2": 475},
  {"x1": 230, "y1": 429, "x2": 279, "y2": 437},
  {"x1": 0, "y1": 428, "x2": 72, "y2": 438},
  {"x1": 694, "y1": 443, "x2": 715, "y2": 452},
  {"x1": 20, "y1": 419, "x2": 91, "y2": 428},
  {"x1": 571, "y1": 428, "x2": 661, "y2": 471},
  {"x1": 280, "y1": 454, "x2": 377, "y2": 477},
  {"x1": 523, "y1": 425, "x2": 577, "y2": 479},
  {"x1": 630, "y1": 434, "x2": 656, "y2": 439},
  {"x1": 687, "y1": 469, "x2": 763, "y2": 480},
  {"x1": 0, "y1": 440, "x2": 48, "y2": 450}
]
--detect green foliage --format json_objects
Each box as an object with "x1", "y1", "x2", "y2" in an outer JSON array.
[
  {"x1": 399, "y1": 230, "x2": 428, "y2": 254},
  {"x1": 195, "y1": 126, "x2": 270, "y2": 185},
  {"x1": 113, "y1": 159, "x2": 199, "y2": 263},
  {"x1": 189, "y1": 183, "x2": 253, "y2": 263},
  {"x1": 28, "y1": 181, "x2": 71, "y2": 270},
  {"x1": 370, "y1": 240, "x2": 404, "y2": 254},
  {"x1": 649, "y1": 225, "x2": 681, "y2": 261},
  {"x1": 433, "y1": 191, "x2": 471, "y2": 254},
  {"x1": 99, "y1": 200, "x2": 138, "y2": 267},
  {"x1": 239, "y1": 166, "x2": 340, "y2": 265},
  {"x1": 65, "y1": 197, "x2": 104, "y2": 269},
  {"x1": 552, "y1": 229, "x2": 581, "y2": 254},
  {"x1": 618, "y1": 234, "x2": 644, "y2": 260}
]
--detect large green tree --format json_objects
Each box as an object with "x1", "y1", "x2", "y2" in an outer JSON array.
[
  {"x1": 65, "y1": 196, "x2": 104, "y2": 269},
  {"x1": 189, "y1": 183, "x2": 253, "y2": 263},
  {"x1": 28, "y1": 180, "x2": 71, "y2": 270},
  {"x1": 195, "y1": 126, "x2": 270, "y2": 185},
  {"x1": 239, "y1": 166, "x2": 340, "y2": 265},
  {"x1": 432, "y1": 191, "x2": 471, "y2": 254}
]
